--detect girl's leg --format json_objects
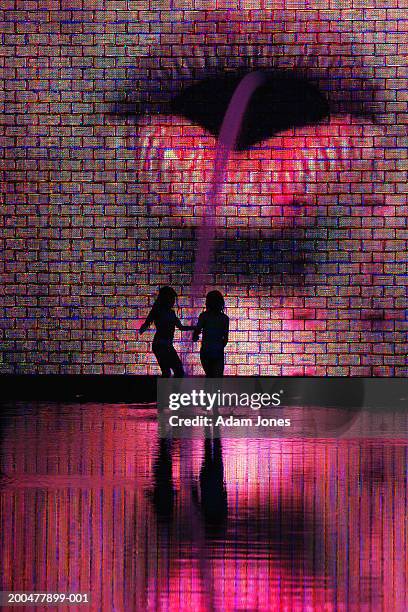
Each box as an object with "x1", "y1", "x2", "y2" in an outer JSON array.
[
  {"x1": 168, "y1": 346, "x2": 185, "y2": 377},
  {"x1": 153, "y1": 345, "x2": 171, "y2": 377},
  {"x1": 201, "y1": 350, "x2": 224, "y2": 377},
  {"x1": 200, "y1": 351, "x2": 212, "y2": 377},
  {"x1": 213, "y1": 355, "x2": 225, "y2": 377}
]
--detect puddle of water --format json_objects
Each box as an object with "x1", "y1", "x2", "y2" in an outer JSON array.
[{"x1": 0, "y1": 403, "x2": 407, "y2": 611}]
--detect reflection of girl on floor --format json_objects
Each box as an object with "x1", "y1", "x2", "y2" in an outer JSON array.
[
  {"x1": 139, "y1": 286, "x2": 193, "y2": 377},
  {"x1": 193, "y1": 291, "x2": 229, "y2": 377}
]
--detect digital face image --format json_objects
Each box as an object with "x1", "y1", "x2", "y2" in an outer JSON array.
[
  {"x1": 1, "y1": 5, "x2": 408, "y2": 610},
  {"x1": 1, "y1": 1, "x2": 407, "y2": 376}
]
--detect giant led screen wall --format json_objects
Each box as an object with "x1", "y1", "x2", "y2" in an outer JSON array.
[{"x1": 1, "y1": 1, "x2": 407, "y2": 375}]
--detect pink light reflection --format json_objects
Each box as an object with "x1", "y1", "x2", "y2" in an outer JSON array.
[{"x1": 0, "y1": 404, "x2": 406, "y2": 611}]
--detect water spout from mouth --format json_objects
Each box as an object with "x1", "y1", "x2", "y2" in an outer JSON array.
[
  {"x1": 186, "y1": 72, "x2": 267, "y2": 373},
  {"x1": 190, "y1": 71, "x2": 268, "y2": 296}
]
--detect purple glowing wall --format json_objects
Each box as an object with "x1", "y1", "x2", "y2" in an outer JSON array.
[{"x1": 1, "y1": 3, "x2": 407, "y2": 375}]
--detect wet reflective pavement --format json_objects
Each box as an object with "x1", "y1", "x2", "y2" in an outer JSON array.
[{"x1": 0, "y1": 403, "x2": 407, "y2": 611}]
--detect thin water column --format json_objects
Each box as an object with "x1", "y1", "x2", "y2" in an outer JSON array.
[
  {"x1": 187, "y1": 72, "x2": 267, "y2": 373},
  {"x1": 191, "y1": 71, "x2": 267, "y2": 293}
]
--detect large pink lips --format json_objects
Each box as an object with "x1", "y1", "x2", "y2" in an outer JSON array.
[{"x1": 137, "y1": 114, "x2": 383, "y2": 227}]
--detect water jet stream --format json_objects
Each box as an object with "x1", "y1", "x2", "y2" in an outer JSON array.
[
  {"x1": 190, "y1": 71, "x2": 267, "y2": 296},
  {"x1": 186, "y1": 71, "x2": 267, "y2": 373},
  {"x1": 183, "y1": 72, "x2": 352, "y2": 372}
]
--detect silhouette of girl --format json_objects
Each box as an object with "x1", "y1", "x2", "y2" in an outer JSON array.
[
  {"x1": 139, "y1": 286, "x2": 192, "y2": 377},
  {"x1": 193, "y1": 290, "x2": 229, "y2": 377}
]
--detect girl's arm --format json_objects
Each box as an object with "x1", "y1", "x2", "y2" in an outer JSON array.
[
  {"x1": 192, "y1": 313, "x2": 204, "y2": 342},
  {"x1": 223, "y1": 317, "x2": 229, "y2": 347},
  {"x1": 139, "y1": 308, "x2": 155, "y2": 334},
  {"x1": 175, "y1": 316, "x2": 194, "y2": 332}
]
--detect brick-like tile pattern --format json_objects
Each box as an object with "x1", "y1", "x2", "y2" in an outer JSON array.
[{"x1": 1, "y1": 3, "x2": 407, "y2": 375}]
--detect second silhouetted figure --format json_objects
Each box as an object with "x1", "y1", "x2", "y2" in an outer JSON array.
[{"x1": 193, "y1": 291, "x2": 229, "y2": 377}]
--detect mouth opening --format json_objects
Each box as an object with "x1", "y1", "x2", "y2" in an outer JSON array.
[{"x1": 171, "y1": 70, "x2": 330, "y2": 150}]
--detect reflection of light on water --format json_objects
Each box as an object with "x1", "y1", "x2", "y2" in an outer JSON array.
[{"x1": 1, "y1": 403, "x2": 407, "y2": 611}]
